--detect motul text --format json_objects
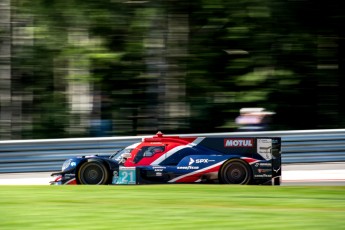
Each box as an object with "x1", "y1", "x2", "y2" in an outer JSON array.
[{"x1": 224, "y1": 138, "x2": 254, "y2": 147}]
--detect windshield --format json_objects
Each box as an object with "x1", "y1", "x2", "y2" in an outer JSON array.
[
  {"x1": 110, "y1": 148, "x2": 133, "y2": 162},
  {"x1": 109, "y1": 142, "x2": 141, "y2": 163}
]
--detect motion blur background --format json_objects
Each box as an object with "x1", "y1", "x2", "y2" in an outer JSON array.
[{"x1": 1, "y1": 0, "x2": 345, "y2": 140}]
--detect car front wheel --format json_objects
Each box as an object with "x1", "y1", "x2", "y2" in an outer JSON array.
[{"x1": 78, "y1": 161, "x2": 109, "y2": 185}]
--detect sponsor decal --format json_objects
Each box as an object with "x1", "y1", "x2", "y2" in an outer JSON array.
[
  {"x1": 70, "y1": 162, "x2": 76, "y2": 167},
  {"x1": 254, "y1": 162, "x2": 272, "y2": 167},
  {"x1": 258, "y1": 169, "x2": 271, "y2": 173},
  {"x1": 189, "y1": 158, "x2": 215, "y2": 165},
  {"x1": 195, "y1": 159, "x2": 214, "y2": 163},
  {"x1": 64, "y1": 173, "x2": 75, "y2": 179},
  {"x1": 112, "y1": 171, "x2": 119, "y2": 184},
  {"x1": 153, "y1": 166, "x2": 166, "y2": 171},
  {"x1": 254, "y1": 174, "x2": 272, "y2": 178},
  {"x1": 189, "y1": 158, "x2": 195, "y2": 165},
  {"x1": 273, "y1": 167, "x2": 281, "y2": 173},
  {"x1": 257, "y1": 139, "x2": 273, "y2": 160},
  {"x1": 177, "y1": 166, "x2": 199, "y2": 170},
  {"x1": 224, "y1": 138, "x2": 254, "y2": 147}
]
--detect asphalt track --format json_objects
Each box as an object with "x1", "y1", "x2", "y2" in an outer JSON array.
[{"x1": 0, "y1": 162, "x2": 344, "y2": 185}]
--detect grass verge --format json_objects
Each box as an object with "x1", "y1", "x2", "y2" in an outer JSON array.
[{"x1": 0, "y1": 185, "x2": 344, "y2": 230}]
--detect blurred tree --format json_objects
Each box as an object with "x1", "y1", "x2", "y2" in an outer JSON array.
[
  {"x1": 185, "y1": 0, "x2": 345, "y2": 131},
  {"x1": 2, "y1": 0, "x2": 345, "y2": 139},
  {"x1": 13, "y1": 0, "x2": 149, "y2": 137},
  {"x1": 0, "y1": 0, "x2": 13, "y2": 139}
]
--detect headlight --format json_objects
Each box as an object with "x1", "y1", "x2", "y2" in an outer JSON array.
[{"x1": 62, "y1": 159, "x2": 72, "y2": 171}]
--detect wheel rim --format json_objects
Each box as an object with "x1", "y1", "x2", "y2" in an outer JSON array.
[
  {"x1": 223, "y1": 162, "x2": 249, "y2": 184},
  {"x1": 80, "y1": 163, "x2": 105, "y2": 184}
]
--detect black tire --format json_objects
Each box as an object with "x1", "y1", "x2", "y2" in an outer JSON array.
[
  {"x1": 219, "y1": 159, "x2": 252, "y2": 184},
  {"x1": 77, "y1": 161, "x2": 109, "y2": 185}
]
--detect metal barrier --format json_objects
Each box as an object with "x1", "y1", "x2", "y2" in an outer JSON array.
[{"x1": 1, "y1": 129, "x2": 345, "y2": 173}]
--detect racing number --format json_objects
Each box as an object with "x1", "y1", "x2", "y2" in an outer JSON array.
[
  {"x1": 120, "y1": 171, "x2": 135, "y2": 183},
  {"x1": 116, "y1": 167, "x2": 136, "y2": 184}
]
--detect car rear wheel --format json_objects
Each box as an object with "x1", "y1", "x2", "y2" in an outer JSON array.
[
  {"x1": 220, "y1": 159, "x2": 252, "y2": 184},
  {"x1": 78, "y1": 161, "x2": 109, "y2": 185}
]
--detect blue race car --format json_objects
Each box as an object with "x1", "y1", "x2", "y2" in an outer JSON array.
[{"x1": 51, "y1": 132, "x2": 281, "y2": 185}]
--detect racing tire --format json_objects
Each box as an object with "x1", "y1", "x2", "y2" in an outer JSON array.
[
  {"x1": 219, "y1": 159, "x2": 252, "y2": 184},
  {"x1": 77, "y1": 160, "x2": 110, "y2": 185}
]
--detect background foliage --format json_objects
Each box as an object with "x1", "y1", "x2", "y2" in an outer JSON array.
[{"x1": 1, "y1": 0, "x2": 344, "y2": 139}]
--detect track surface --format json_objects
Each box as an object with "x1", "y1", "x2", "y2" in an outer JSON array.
[{"x1": 0, "y1": 162, "x2": 344, "y2": 185}]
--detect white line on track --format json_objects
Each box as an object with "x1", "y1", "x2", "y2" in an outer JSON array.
[
  {"x1": 283, "y1": 170, "x2": 345, "y2": 181},
  {"x1": 0, "y1": 172, "x2": 52, "y2": 185}
]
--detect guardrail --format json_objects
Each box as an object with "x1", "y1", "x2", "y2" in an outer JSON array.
[{"x1": 1, "y1": 129, "x2": 345, "y2": 173}]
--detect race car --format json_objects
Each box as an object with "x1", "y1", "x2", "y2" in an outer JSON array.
[{"x1": 51, "y1": 132, "x2": 281, "y2": 185}]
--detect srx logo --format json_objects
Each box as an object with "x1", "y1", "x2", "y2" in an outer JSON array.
[
  {"x1": 196, "y1": 159, "x2": 209, "y2": 163},
  {"x1": 189, "y1": 158, "x2": 209, "y2": 165},
  {"x1": 224, "y1": 138, "x2": 254, "y2": 147}
]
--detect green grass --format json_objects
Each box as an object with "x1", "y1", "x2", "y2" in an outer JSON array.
[{"x1": 0, "y1": 185, "x2": 345, "y2": 230}]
